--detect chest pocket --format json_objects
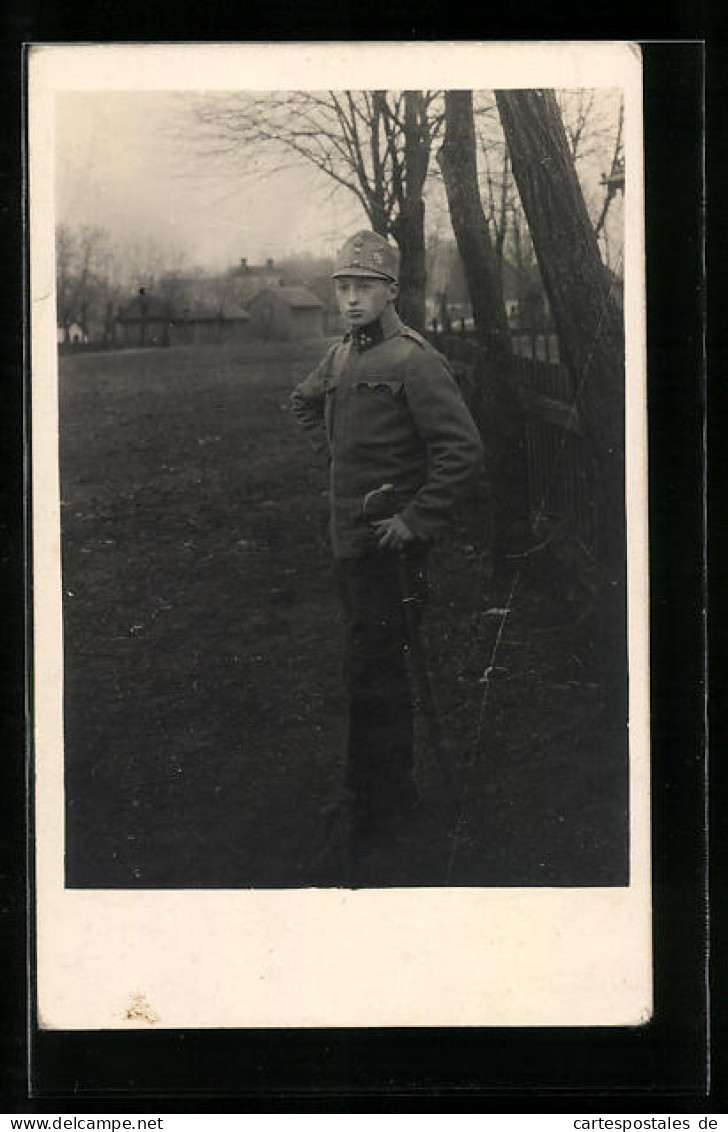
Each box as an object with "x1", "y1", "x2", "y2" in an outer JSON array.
[
  {"x1": 352, "y1": 379, "x2": 409, "y2": 442},
  {"x1": 355, "y1": 379, "x2": 406, "y2": 404}
]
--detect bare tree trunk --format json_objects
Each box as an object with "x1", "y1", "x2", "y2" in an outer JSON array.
[
  {"x1": 393, "y1": 198, "x2": 426, "y2": 331},
  {"x1": 368, "y1": 199, "x2": 389, "y2": 238},
  {"x1": 495, "y1": 147, "x2": 510, "y2": 272},
  {"x1": 496, "y1": 89, "x2": 626, "y2": 713},
  {"x1": 437, "y1": 90, "x2": 530, "y2": 571},
  {"x1": 495, "y1": 89, "x2": 625, "y2": 577},
  {"x1": 391, "y1": 92, "x2": 429, "y2": 332},
  {"x1": 438, "y1": 92, "x2": 512, "y2": 355}
]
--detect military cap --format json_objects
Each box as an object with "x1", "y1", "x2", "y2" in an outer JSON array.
[{"x1": 332, "y1": 230, "x2": 399, "y2": 282}]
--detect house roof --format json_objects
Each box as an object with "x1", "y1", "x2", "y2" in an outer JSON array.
[
  {"x1": 118, "y1": 289, "x2": 253, "y2": 324},
  {"x1": 235, "y1": 266, "x2": 281, "y2": 276},
  {"x1": 118, "y1": 293, "x2": 172, "y2": 322},
  {"x1": 248, "y1": 286, "x2": 323, "y2": 310}
]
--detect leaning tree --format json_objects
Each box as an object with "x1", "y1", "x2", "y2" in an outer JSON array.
[
  {"x1": 436, "y1": 90, "x2": 531, "y2": 569},
  {"x1": 496, "y1": 89, "x2": 627, "y2": 704}
]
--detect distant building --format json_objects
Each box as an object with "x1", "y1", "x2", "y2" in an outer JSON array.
[
  {"x1": 247, "y1": 286, "x2": 324, "y2": 340},
  {"x1": 302, "y1": 275, "x2": 345, "y2": 336},
  {"x1": 169, "y1": 298, "x2": 252, "y2": 347},
  {"x1": 231, "y1": 257, "x2": 285, "y2": 304},
  {"x1": 112, "y1": 260, "x2": 327, "y2": 350},
  {"x1": 116, "y1": 291, "x2": 172, "y2": 348},
  {"x1": 57, "y1": 322, "x2": 88, "y2": 345}
]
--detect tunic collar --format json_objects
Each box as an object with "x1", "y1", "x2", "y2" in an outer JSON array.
[{"x1": 345, "y1": 304, "x2": 403, "y2": 352}]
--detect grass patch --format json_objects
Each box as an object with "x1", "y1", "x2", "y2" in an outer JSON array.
[{"x1": 59, "y1": 340, "x2": 628, "y2": 888}]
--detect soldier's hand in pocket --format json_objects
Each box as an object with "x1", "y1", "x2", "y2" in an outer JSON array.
[{"x1": 372, "y1": 515, "x2": 415, "y2": 551}]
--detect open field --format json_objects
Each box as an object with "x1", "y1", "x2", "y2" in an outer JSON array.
[{"x1": 58, "y1": 340, "x2": 628, "y2": 888}]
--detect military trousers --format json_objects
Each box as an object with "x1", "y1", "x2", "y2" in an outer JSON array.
[{"x1": 335, "y1": 546, "x2": 428, "y2": 821}]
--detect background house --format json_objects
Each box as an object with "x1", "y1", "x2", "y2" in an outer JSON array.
[
  {"x1": 57, "y1": 322, "x2": 89, "y2": 345},
  {"x1": 231, "y1": 258, "x2": 285, "y2": 305},
  {"x1": 162, "y1": 270, "x2": 254, "y2": 345},
  {"x1": 247, "y1": 286, "x2": 324, "y2": 340},
  {"x1": 301, "y1": 274, "x2": 345, "y2": 336},
  {"x1": 116, "y1": 290, "x2": 172, "y2": 348},
  {"x1": 169, "y1": 300, "x2": 252, "y2": 346},
  {"x1": 62, "y1": 253, "x2": 362, "y2": 351}
]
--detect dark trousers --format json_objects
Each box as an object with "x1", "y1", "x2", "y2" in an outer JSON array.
[{"x1": 336, "y1": 548, "x2": 428, "y2": 817}]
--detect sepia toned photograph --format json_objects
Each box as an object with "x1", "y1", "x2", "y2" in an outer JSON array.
[{"x1": 30, "y1": 43, "x2": 650, "y2": 1029}]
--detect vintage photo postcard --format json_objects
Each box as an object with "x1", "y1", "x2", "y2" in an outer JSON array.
[{"x1": 29, "y1": 41, "x2": 651, "y2": 1029}]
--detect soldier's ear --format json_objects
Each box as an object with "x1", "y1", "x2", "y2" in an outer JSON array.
[{"x1": 387, "y1": 281, "x2": 399, "y2": 302}]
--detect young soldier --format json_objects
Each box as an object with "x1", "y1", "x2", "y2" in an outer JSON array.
[{"x1": 291, "y1": 230, "x2": 483, "y2": 836}]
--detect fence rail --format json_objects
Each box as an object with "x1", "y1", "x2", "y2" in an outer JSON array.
[{"x1": 429, "y1": 328, "x2": 597, "y2": 554}]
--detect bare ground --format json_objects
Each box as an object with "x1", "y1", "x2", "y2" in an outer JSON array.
[{"x1": 58, "y1": 340, "x2": 628, "y2": 889}]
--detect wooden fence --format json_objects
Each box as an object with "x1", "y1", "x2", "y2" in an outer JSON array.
[{"x1": 429, "y1": 327, "x2": 598, "y2": 554}]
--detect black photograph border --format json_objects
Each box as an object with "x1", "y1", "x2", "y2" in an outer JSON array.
[{"x1": 3, "y1": 34, "x2": 709, "y2": 1110}]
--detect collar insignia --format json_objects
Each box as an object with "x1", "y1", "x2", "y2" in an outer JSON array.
[{"x1": 351, "y1": 317, "x2": 384, "y2": 352}]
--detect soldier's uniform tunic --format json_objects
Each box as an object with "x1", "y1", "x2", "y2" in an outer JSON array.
[{"x1": 291, "y1": 236, "x2": 483, "y2": 826}]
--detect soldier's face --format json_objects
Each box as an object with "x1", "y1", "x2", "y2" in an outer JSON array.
[{"x1": 335, "y1": 276, "x2": 397, "y2": 327}]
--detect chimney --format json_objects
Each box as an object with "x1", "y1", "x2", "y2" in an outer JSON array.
[
  {"x1": 240, "y1": 257, "x2": 248, "y2": 270},
  {"x1": 266, "y1": 258, "x2": 274, "y2": 268}
]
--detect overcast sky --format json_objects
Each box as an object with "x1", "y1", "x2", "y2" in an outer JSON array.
[
  {"x1": 54, "y1": 89, "x2": 623, "y2": 277},
  {"x1": 55, "y1": 91, "x2": 364, "y2": 272}
]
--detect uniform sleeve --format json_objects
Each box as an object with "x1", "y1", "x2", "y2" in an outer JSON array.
[
  {"x1": 398, "y1": 348, "x2": 484, "y2": 541},
  {"x1": 290, "y1": 348, "x2": 333, "y2": 458}
]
